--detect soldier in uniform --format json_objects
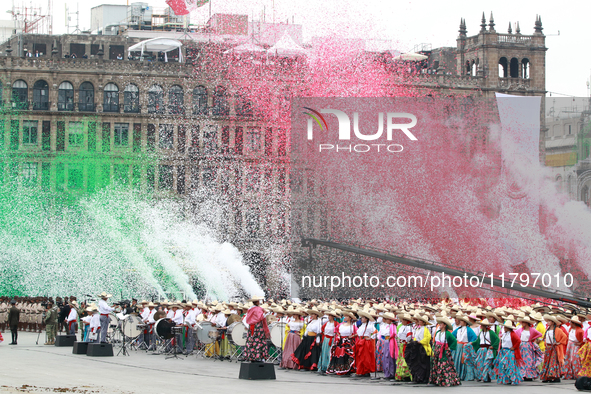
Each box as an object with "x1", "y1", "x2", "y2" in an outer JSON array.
[
  {"x1": 8, "y1": 300, "x2": 20, "y2": 345},
  {"x1": 44, "y1": 300, "x2": 58, "y2": 345}
]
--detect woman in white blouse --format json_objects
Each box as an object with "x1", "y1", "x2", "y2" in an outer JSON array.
[{"x1": 326, "y1": 311, "x2": 357, "y2": 375}]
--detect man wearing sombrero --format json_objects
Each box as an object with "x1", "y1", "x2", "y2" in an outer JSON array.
[{"x1": 97, "y1": 292, "x2": 115, "y2": 343}]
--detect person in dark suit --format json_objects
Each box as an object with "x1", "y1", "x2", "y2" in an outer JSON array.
[{"x1": 8, "y1": 300, "x2": 20, "y2": 345}]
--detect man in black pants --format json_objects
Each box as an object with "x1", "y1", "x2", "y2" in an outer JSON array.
[{"x1": 8, "y1": 300, "x2": 20, "y2": 345}]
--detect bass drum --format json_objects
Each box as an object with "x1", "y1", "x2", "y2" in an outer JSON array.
[
  {"x1": 197, "y1": 321, "x2": 216, "y2": 344},
  {"x1": 155, "y1": 318, "x2": 175, "y2": 340},
  {"x1": 269, "y1": 322, "x2": 287, "y2": 348},
  {"x1": 227, "y1": 322, "x2": 247, "y2": 347},
  {"x1": 122, "y1": 314, "x2": 144, "y2": 338},
  {"x1": 107, "y1": 312, "x2": 119, "y2": 335}
]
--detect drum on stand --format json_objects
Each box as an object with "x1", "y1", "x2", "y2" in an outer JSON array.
[
  {"x1": 197, "y1": 321, "x2": 217, "y2": 344},
  {"x1": 122, "y1": 314, "x2": 144, "y2": 339},
  {"x1": 107, "y1": 312, "x2": 119, "y2": 335},
  {"x1": 268, "y1": 322, "x2": 287, "y2": 348},
  {"x1": 227, "y1": 321, "x2": 247, "y2": 347},
  {"x1": 155, "y1": 318, "x2": 175, "y2": 340}
]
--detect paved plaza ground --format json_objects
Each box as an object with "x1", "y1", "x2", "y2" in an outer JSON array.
[{"x1": 0, "y1": 332, "x2": 582, "y2": 393}]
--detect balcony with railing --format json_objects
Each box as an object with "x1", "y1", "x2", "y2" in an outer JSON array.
[
  {"x1": 32, "y1": 100, "x2": 50, "y2": 111},
  {"x1": 103, "y1": 103, "x2": 120, "y2": 113},
  {"x1": 78, "y1": 102, "x2": 96, "y2": 112}
]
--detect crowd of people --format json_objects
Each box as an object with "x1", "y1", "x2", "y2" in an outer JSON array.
[{"x1": 2, "y1": 294, "x2": 591, "y2": 386}]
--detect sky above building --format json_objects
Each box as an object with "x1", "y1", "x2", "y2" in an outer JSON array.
[{"x1": 4, "y1": 0, "x2": 591, "y2": 97}]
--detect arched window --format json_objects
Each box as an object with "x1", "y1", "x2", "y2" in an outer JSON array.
[
  {"x1": 168, "y1": 85, "x2": 184, "y2": 114},
  {"x1": 498, "y1": 57, "x2": 508, "y2": 78},
  {"x1": 465, "y1": 60, "x2": 470, "y2": 75},
  {"x1": 148, "y1": 85, "x2": 164, "y2": 114},
  {"x1": 32, "y1": 80, "x2": 49, "y2": 111},
  {"x1": 57, "y1": 81, "x2": 74, "y2": 111},
  {"x1": 124, "y1": 84, "x2": 140, "y2": 113},
  {"x1": 510, "y1": 57, "x2": 519, "y2": 78},
  {"x1": 12, "y1": 80, "x2": 29, "y2": 109},
  {"x1": 582, "y1": 185, "x2": 590, "y2": 207},
  {"x1": 471, "y1": 60, "x2": 477, "y2": 76},
  {"x1": 236, "y1": 90, "x2": 253, "y2": 117},
  {"x1": 192, "y1": 86, "x2": 208, "y2": 115},
  {"x1": 103, "y1": 83, "x2": 119, "y2": 112},
  {"x1": 521, "y1": 58, "x2": 530, "y2": 79},
  {"x1": 79, "y1": 82, "x2": 95, "y2": 112},
  {"x1": 212, "y1": 86, "x2": 229, "y2": 116}
]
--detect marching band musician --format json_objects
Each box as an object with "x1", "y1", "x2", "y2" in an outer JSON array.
[
  {"x1": 145, "y1": 302, "x2": 157, "y2": 350},
  {"x1": 171, "y1": 304, "x2": 184, "y2": 353},
  {"x1": 183, "y1": 302, "x2": 197, "y2": 355},
  {"x1": 66, "y1": 300, "x2": 79, "y2": 338},
  {"x1": 88, "y1": 306, "x2": 101, "y2": 343},
  {"x1": 98, "y1": 292, "x2": 115, "y2": 343}
]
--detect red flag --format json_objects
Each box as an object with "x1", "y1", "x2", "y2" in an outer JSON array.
[{"x1": 166, "y1": 0, "x2": 209, "y2": 16}]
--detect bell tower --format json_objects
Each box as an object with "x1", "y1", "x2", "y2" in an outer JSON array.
[{"x1": 456, "y1": 13, "x2": 547, "y2": 97}]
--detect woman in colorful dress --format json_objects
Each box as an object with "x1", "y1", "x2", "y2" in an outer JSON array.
[
  {"x1": 452, "y1": 313, "x2": 478, "y2": 381},
  {"x1": 516, "y1": 316, "x2": 543, "y2": 381},
  {"x1": 540, "y1": 314, "x2": 567, "y2": 383},
  {"x1": 318, "y1": 310, "x2": 338, "y2": 374},
  {"x1": 404, "y1": 313, "x2": 432, "y2": 383},
  {"x1": 377, "y1": 312, "x2": 398, "y2": 380},
  {"x1": 577, "y1": 318, "x2": 591, "y2": 377},
  {"x1": 395, "y1": 313, "x2": 413, "y2": 381},
  {"x1": 563, "y1": 316, "x2": 584, "y2": 379},
  {"x1": 243, "y1": 296, "x2": 270, "y2": 362},
  {"x1": 429, "y1": 316, "x2": 461, "y2": 387},
  {"x1": 326, "y1": 311, "x2": 357, "y2": 375},
  {"x1": 292, "y1": 308, "x2": 322, "y2": 370},
  {"x1": 474, "y1": 319, "x2": 499, "y2": 382},
  {"x1": 280, "y1": 308, "x2": 304, "y2": 369},
  {"x1": 355, "y1": 310, "x2": 377, "y2": 377},
  {"x1": 494, "y1": 320, "x2": 523, "y2": 385}
]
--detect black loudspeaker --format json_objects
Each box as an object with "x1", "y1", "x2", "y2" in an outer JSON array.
[
  {"x1": 54, "y1": 335, "x2": 76, "y2": 346},
  {"x1": 239, "y1": 362, "x2": 276, "y2": 380},
  {"x1": 576, "y1": 376, "x2": 591, "y2": 391},
  {"x1": 72, "y1": 341, "x2": 89, "y2": 354},
  {"x1": 87, "y1": 343, "x2": 114, "y2": 357}
]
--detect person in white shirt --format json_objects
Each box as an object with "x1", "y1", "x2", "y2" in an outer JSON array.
[
  {"x1": 355, "y1": 310, "x2": 377, "y2": 377},
  {"x1": 183, "y1": 303, "x2": 197, "y2": 354},
  {"x1": 396, "y1": 313, "x2": 414, "y2": 381},
  {"x1": 292, "y1": 309, "x2": 322, "y2": 370},
  {"x1": 80, "y1": 310, "x2": 92, "y2": 342},
  {"x1": 66, "y1": 301, "x2": 79, "y2": 337},
  {"x1": 88, "y1": 307, "x2": 101, "y2": 343},
  {"x1": 97, "y1": 292, "x2": 115, "y2": 343}
]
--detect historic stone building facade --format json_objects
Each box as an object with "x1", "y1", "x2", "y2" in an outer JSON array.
[{"x1": 0, "y1": 13, "x2": 548, "y2": 293}]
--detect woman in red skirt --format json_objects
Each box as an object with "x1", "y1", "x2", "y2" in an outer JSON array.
[
  {"x1": 355, "y1": 310, "x2": 377, "y2": 377},
  {"x1": 326, "y1": 311, "x2": 357, "y2": 375}
]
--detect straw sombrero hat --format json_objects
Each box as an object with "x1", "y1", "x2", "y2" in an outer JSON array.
[
  {"x1": 357, "y1": 310, "x2": 375, "y2": 322},
  {"x1": 382, "y1": 312, "x2": 397, "y2": 321},
  {"x1": 414, "y1": 314, "x2": 430, "y2": 325},
  {"x1": 543, "y1": 314, "x2": 560, "y2": 325},
  {"x1": 436, "y1": 316, "x2": 453, "y2": 331},
  {"x1": 98, "y1": 292, "x2": 112, "y2": 299},
  {"x1": 247, "y1": 295, "x2": 264, "y2": 303},
  {"x1": 503, "y1": 320, "x2": 516, "y2": 330}
]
